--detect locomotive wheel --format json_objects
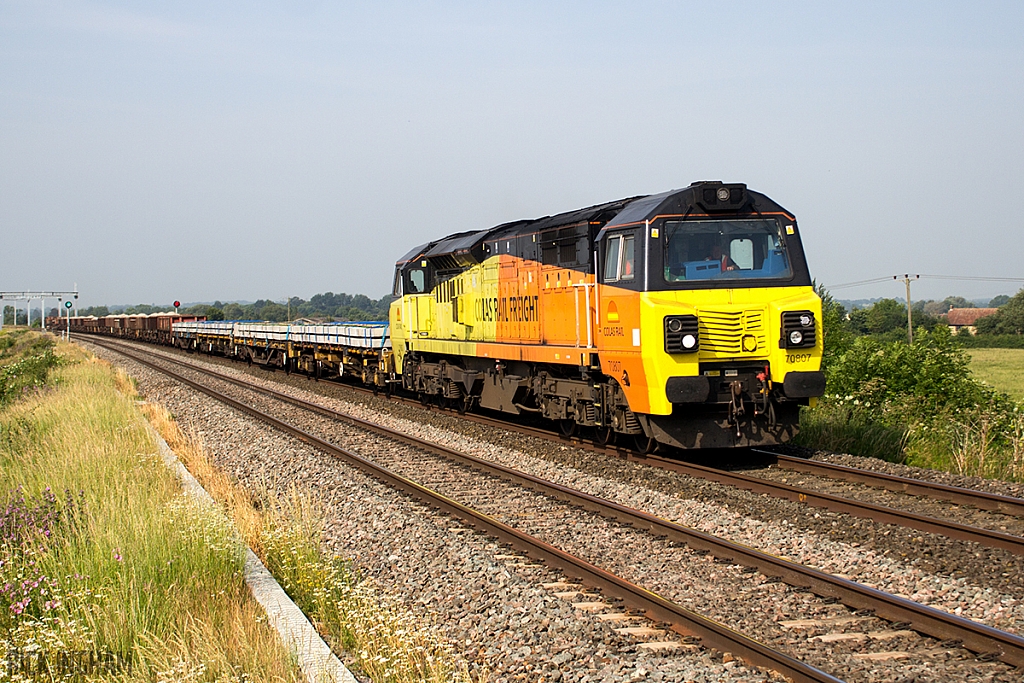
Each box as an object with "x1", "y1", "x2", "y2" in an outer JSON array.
[
  {"x1": 594, "y1": 426, "x2": 614, "y2": 447},
  {"x1": 558, "y1": 419, "x2": 577, "y2": 438},
  {"x1": 634, "y1": 434, "x2": 659, "y2": 454},
  {"x1": 457, "y1": 395, "x2": 471, "y2": 414}
]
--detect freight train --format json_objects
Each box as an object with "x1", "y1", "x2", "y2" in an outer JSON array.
[{"x1": 63, "y1": 181, "x2": 825, "y2": 450}]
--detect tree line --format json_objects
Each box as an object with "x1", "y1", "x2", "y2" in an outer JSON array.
[
  {"x1": 830, "y1": 290, "x2": 1024, "y2": 343},
  {"x1": 75, "y1": 292, "x2": 395, "y2": 323}
]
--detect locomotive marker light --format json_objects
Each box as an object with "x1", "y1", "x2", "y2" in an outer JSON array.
[
  {"x1": 716, "y1": 187, "x2": 730, "y2": 202},
  {"x1": 664, "y1": 314, "x2": 701, "y2": 353},
  {"x1": 781, "y1": 310, "x2": 817, "y2": 348}
]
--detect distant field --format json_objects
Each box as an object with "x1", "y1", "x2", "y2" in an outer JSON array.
[{"x1": 968, "y1": 348, "x2": 1024, "y2": 402}]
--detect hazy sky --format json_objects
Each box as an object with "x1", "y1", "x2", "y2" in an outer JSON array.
[{"x1": 2, "y1": 1, "x2": 1023, "y2": 308}]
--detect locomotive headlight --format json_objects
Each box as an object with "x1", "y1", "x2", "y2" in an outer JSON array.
[
  {"x1": 716, "y1": 187, "x2": 730, "y2": 201},
  {"x1": 780, "y1": 310, "x2": 816, "y2": 348},
  {"x1": 664, "y1": 314, "x2": 699, "y2": 353}
]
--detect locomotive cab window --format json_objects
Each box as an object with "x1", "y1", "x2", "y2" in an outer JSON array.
[
  {"x1": 406, "y1": 268, "x2": 427, "y2": 294},
  {"x1": 603, "y1": 234, "x2": 635, "y2": 283},
  {"x1": 661, "y1": 219, "x2": 792, "y2": 284}
]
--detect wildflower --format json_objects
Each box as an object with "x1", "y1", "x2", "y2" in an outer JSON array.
[{"x1": 113, "y1": 549, "x2": 123, "y2": 562}]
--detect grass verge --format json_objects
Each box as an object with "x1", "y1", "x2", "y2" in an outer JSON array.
[
  {"x1": 141, "y1": 380, "x2": 477, "y2": 683},
  {"x1": 0, "y1": 331, "x2": 302, "y2": 681}
]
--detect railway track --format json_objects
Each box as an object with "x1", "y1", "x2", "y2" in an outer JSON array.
[
  {"x1": 338, "y1": 362, "x2": 1024, "y2": 554},
  {"x1": 86, "y1": 337, "x2": 1024, "y2": 676},
  {"x1": 751, "y1": 451, "x2": 1024, "y2": 517},
  {"x1": 191, "y1": 337, "x2": 1021, "y2": 552}
]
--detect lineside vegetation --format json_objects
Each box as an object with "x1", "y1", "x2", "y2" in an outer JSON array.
[
  {"x1": 143, "y1": 402, "x2": 477, "y2": 683},
  {"x1": 0, "y1": 331, "x2": 302, "y2": 681},
  {"x1": 797, "y1": 289, "x2": 1024, "y2": 481}
]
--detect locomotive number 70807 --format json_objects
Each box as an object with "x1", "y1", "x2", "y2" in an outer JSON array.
[{"x1": 786, "y1": 353, "x2": 812, "y2": 364}]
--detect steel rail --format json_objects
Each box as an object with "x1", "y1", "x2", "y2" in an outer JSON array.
[
  {"x1": 90, "y1": 338, "x2": 846, "y2": 683},
  {"x1": 752, "y1": 450, "x2": 1024, "y2": 518},
  {"x1": 92, "y1": 338, "x2": 1024, "y2": 668},
  {"x1": 626, "y1": 453, "x2": 1024, "y2": 556}
]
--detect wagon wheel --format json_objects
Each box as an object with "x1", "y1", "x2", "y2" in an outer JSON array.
[
  {"x1": 558, "y1": 419, "x2": 577, "y2": 438},
  {"x1": 634, "y1": 434, "x2": 659, "y2": 454},
  {"x1": 457, "y1": 395, "x2": 471, "y2": 414},
  {"x1": 594, "y1": 426, "x2": 614, "y2": 448}
]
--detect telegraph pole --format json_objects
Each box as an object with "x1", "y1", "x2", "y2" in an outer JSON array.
[{"x1": 893, "y1": 274, "x2": 920, "y2": 344}]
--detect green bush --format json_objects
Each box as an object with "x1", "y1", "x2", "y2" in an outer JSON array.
[
  {"x1": 797, "y1": 325, "x2": 1024, "y2": 479},
  {"x1": 0, "y1": 332, "x2": 63, "y2": 406}
]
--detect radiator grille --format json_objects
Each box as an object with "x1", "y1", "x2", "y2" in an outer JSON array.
[{"x1": 698, "y1": 308, "x2": 767, "y2": 355}]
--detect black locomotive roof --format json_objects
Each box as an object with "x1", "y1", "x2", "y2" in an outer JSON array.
[
  {"x1": 408, "y1": 198, "x2": 642, "y2": 266},
  {"x1": 396, "y1": 183, "x2": 790, "y2": 268},
  {"x1": 599, "y1": 182, "x2": 792, "y2": 238},
  {"x1": 515, "y1": 198, "x2": 640, "y2": 235},
  {"x1": 422, "y1": 230, "x2": 488, "y2": 259},
  {"x1": 602, "y1": 190, "x2": 677, "y2": 229},
  {"x1": 395, "y1": 241, "x2": 431, "y2": 266}
]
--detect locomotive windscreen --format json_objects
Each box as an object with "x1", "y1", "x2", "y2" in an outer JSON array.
[{"x1": 661, "y1": 219, "x2": 793, "y2": 283}]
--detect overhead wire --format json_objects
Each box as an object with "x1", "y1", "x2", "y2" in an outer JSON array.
[{"x1": 822, "y1": 274, "x2": 1024, "y2": 291}]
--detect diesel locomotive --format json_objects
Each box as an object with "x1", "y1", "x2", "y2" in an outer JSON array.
[{"x1": 391, "y1": 181, "x2": 824, "y2": 450}]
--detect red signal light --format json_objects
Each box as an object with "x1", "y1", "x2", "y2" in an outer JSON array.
[{"x1": 173, "y1": 301, "x2": 180, "y2": 308}]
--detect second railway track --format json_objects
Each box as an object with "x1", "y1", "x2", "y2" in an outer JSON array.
[{"x1": 86, "y1": 337, "x2": 1024, "y2": 680}]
